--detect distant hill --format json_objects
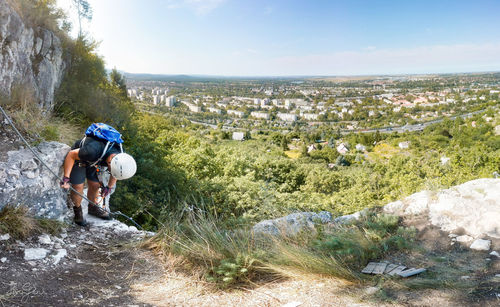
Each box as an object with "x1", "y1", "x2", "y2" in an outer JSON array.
[{"x1": 122, "y1": 72, "x2": 311, "y2": 82}]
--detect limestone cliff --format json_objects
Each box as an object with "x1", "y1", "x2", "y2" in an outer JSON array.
[
  {"x1": 0, "y1": 0, "x2": 66, "y2": 111},
  {"x1": 0, "y1": 142, "x2": 70, "y2": 219}
]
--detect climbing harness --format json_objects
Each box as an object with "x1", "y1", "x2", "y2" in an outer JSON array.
[{"x1": 0, "y1": 105, "x2": 143, "y2": 230}]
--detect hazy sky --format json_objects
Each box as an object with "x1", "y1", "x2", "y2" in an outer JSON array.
[{"x1": 57, "y1": 0, "x2": 500, "y2": 76}]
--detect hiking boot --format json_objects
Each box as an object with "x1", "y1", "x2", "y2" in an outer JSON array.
[
  {"x1": 88, "y1": 203, "x2": 112, "y2": 220},
  {"x1": 73, "y1": 206, "x2": 88, "y2": 226}
]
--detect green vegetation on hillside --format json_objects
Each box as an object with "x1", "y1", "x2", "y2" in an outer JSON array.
[{"x1": 112, "y1": 109, "x2": 499, "y2": 230}]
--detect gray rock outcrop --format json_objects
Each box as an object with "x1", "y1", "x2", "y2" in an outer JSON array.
[
  {"x1": 0, "y1": 0, "x2": 66, "y2": 111},
  {"x1": 0, "y1": 141, "x2": 70, "y2": 219},
  {"x1": 383, "y1": 178, "x2": 500, "y2": 239},
  {"x1": 253, "y1": 178, "x2": 500, "y2": 240},
  {"x1": 252, "y1": 211, "x2": 332, "y2": 237}
]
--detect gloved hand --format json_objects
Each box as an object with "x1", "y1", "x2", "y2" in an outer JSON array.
[
  {"x1": 60, "y1": 176, "x2": 70, "y2": 189},
  {"x1": 101, "y1": 186, "x2": 111, "y2": 198}
]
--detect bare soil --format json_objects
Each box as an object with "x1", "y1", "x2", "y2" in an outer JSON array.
[
  {"x1": 371, "y1": 215, "x2": 500, "y2": 307},
  {"x1": 0, "y1": 224, "x2": 163, "y2": 307}
]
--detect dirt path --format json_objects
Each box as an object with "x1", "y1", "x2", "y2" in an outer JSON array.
[
  {"x1": 1, "y1": 214, "x2": 499, "y2": 307},
  {"x1": 0, "y1": 213, "x2": 385, "y2": 307},
  {"x1": 0, "y1": 220, "x2": 163, "y2": 307}
]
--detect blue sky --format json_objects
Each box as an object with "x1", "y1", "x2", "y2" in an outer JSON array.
[{"x1": 57, "y1": 0, "x2": 500, "y2": 76}]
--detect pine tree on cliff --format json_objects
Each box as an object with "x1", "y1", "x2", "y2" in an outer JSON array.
[{"x1": 72, "y1": 0, "x2": 92, "y2": 37}]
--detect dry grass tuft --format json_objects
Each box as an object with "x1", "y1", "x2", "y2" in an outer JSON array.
[
  {"x1": 0, "y1": 85, "x2": 83, "y2": 145},
  {"x1": 0, "y1": 206, "x2": 37, "y2": 240},
  {"x1": 0, "y1": 205, "x2": 66, "y2": 240}
]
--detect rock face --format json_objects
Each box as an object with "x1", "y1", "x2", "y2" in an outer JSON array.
[
  {"x1": 0, "y1": 141, "x2": 70, "y2": 219},
  {"x1": 384, "y1": 178, "x2": 500, "y2": 239},
  {"x1": 0, "y1": 0, "x2": 66, "y2": 111},
  {"x1": 253, "y1": 178, "x2": 499, "y2": 240},
  {"x1": 252, "y1": 211, "x2": 332, "y2": 237}
]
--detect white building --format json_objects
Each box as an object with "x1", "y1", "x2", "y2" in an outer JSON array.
[
  {"x1": 336, "y1": 143, "x2": 349, "y2": 155},
  {"x1": 188, "y1": 105, "x2": 201, "y2": 113},
  {"x1": 277, "y1": 113, "x2": 297, "y2": 122},
  {"x1": 127, "y1": 89, "x2": 137, "y2": 98},
  {"x1": 398, "y1": 141, "x2": 410, "y2": 149},
  {"x1": 355, "y1": 144, "x2": 366, "y2": 152},
  {"x1": 227, "y1": 110, "x2": 244, "y2": 117},
  {"x1": 208, "y1": 107, "x2": 221, "y2": 114},
  {"x1": 250, "y1": 112, "x2": 270, "y2": 120},
  {"x1": 152, "y1": 95, "x2": 160, "y2": 105},
  {"x1": 232, "y1": 132, "x2": 245, "y2": 141},
  {"x1": 298, "y1": 105, "x2": 313, "y2": 111},
  {"x1": 165, "y1": 96, "x2": 176, "y2": 107},
  {"x1": 302, "y1": 113, "x2": 319, "y2": 120}
]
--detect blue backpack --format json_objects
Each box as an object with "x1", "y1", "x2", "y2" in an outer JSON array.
[{"x1": 82, "y1": 123, "x2": 124, "y2": 167}]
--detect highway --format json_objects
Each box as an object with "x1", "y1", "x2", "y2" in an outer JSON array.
[
  {"x1": 187, "y1": 109, "x2": 487, "y2": 135},
  {"x1": 347, "y1": 109, "x2": 486, "y2": 134}
]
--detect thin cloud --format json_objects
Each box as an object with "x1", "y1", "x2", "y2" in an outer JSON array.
[
  {"x1": 270, "y1": 43, "x2": 500, "y2": 75},
  {"x1": 184, "y1": 0, "x2": 226, "y2": 15}
]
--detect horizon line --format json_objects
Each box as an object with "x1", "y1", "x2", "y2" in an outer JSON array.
[{"x1": 119, "y1": 69, "x2": 500, "y2": 79}]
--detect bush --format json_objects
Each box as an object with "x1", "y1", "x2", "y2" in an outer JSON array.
[
  {"x1": 9, "y1": 0, "x2": 69, "y2": 36},
  {"x1": 312, "y1": 212, "x2": 415, "y2": 270},
  {"x1": 55, "y1": 36, "x2": 134, "y2": 130}
]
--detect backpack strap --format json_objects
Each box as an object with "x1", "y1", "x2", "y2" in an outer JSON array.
[
  {"x1": 80, "y1": 136, "x2": 87, "y2": 148},
  {"x1": 89, "y1": 141, "x2": 113, "y2": 168}
]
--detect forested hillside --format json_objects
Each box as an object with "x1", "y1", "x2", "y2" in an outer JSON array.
[{"x1": 112, "y1": 108, "x2": 500, "y2": 229}]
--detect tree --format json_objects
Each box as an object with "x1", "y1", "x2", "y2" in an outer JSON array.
[
  {"x1": 72, "y1": 0, "x2": 92, "y2": 37},
  {"x1": 110, "y1": 68, "x2": 127, "y2": 95},
  {"x1": 281, "y1": 135, "x2": 289, "y2": 151},
  {"x1": 244, "y1": 130, "x2": 251, "y2": 140}
]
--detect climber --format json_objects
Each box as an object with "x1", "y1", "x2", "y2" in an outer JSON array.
[{"x1": 59, "y1": 123, "x2": 137, "y2": 226}]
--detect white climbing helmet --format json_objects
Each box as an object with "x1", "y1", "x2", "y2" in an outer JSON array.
[{"x1": 110, "y1": 153, "x2": 137, "y2": 180}]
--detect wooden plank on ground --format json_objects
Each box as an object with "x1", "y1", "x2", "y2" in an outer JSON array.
[
  {"x1": 387, "y1": 265, "x2": 406, "y2": 276},
  {"x1": 361, "y1": 262, "x2": 378, "y2": 274},
  {"x1": 397, "y1": 268, "x2": 426, "y2": 277},
  {"x1": 384, "y1": 264, "x2": 399, "y2": 274},
  {"x1": 372, "y1": 262, "x2": 388, "y2": 275}
]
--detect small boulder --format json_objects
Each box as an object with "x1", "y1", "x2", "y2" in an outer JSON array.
[
  {"x1": 334, "y1": 211, "x2": 361, "y2": 224},
  {"x1": 38, "y1": 234, "x2": 52, "y2": 244},
  {"x1": 0, "y1": 233, "x2": 10, "y2": 241},
  {"x1": 470, "y1": 239, "x2": 491, "y2": 251},
  {"x1": 52, "y1": 249, "x2": 67, "y2": 265},
  {"x1": 253, "y1": 211, "x2": 332, "y2": 237},
  {"x1": 24, "y1": 248, "x2": 49, "y2": 260},
  {"x1": 456, "y1": 235, "x2": 473, "y2": 243}
]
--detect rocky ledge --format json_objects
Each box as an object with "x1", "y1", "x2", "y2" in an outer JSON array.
[
  {"x1": 0, "y1": 141, "x2": 70, "y2": 219},
  {"x1": 253, "y1": 178, "x2": 500, "y2": 251}
]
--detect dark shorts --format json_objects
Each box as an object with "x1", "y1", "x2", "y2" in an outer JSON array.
[{"x1": 69, "y1": 161, "x2": 99, "y2": 184}]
